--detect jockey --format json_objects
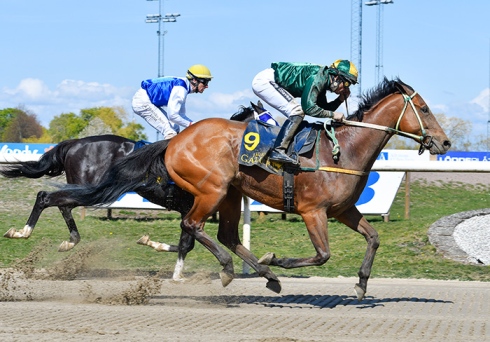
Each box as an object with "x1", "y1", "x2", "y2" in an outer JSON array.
[
  {"x1": 252, "y1": 59, "x2": 358, "y2": 165},
  {"x1": 132, "y1": 64, "x2": 213, "y2": 140}
]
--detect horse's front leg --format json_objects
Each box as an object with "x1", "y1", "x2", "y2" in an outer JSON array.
[
  {"x1": 259, "y1": 209, "x2": 331, "y2": 268},
  {"x1": 336, "y1": 206, "x2": 380, "y2": 300},
  {"x1": 217, "y1": 188, "x2": 281, "y2": 293},
  {"x1": 136, "y1": 230, "x2": 194, "y2": 282}
]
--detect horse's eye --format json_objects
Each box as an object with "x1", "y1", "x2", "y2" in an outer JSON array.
[{"x1": 421, "y1": 106, "x2": 429, "y2": 114}]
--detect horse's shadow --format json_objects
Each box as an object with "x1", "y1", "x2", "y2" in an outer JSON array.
[{"x1": 151, "y1": 293, "x2": 453, "y2": 309}]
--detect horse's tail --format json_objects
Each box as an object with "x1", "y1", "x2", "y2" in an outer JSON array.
[
  {"x1": 62, "y1": 140, "x2": 170, "y2": 207},
  {"x1": 0, "y1": 139, "x2": 76, "y2": 179}
]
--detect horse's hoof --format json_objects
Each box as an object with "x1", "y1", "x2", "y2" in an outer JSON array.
[
  {"x1": 354, "y1": 283, "x2": 366, "y2": 301},
  {"x1": 136, "y1": 234, "x2": 150, "y2": 246},
  {"x1": 258, "y1": 252, "x2": 275, "y2": 265},
  {"x1": 219, "y1": 271, "x2": 235, "y2": 287},
  {"x1": 4, "y1": 228, "x2": 28, "y2": 239},
  {"x1": 266, "y1": 279, "x2": 282, "y2": 293},
  {"x1": 58, "y1": 241, "x2": 75, "y2": 252},
  {"x1": 4, "y1": 228, "x2": 17, "y2": 238},
  {"x1": 172, "y1": 276, "x2": 186, "y2": 282}
]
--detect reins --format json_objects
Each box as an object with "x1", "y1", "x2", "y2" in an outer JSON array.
[
  {"x1": 310, "y1": 88, "x2": 433, "y2": 176},
  {"x1": 335, "y1": 90, "x2": 433, "y2": 154}
]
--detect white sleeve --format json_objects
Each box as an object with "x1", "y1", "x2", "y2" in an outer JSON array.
[{"x1": 166, "y1": 86, "x2": 193, "y2": 127}]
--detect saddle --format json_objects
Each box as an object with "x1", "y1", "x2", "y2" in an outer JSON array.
[{"x1": 238, "y1": 120, "x2": 321, "y2": 176}]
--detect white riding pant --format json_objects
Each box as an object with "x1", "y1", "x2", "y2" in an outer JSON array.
[
  {"x1": 252, "y1": 68, "x2": 304, "y2": 118},
  {"x1": 132, "y1": 88, "x2": 180, "y2": 140}
]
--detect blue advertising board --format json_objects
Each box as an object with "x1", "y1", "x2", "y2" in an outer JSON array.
[
  {"x1": 436, "y1": 151, "x2": 490, "y2": 162},
  {"x1": 0, "y1": 143, "x2": 56, "y2": 156}
]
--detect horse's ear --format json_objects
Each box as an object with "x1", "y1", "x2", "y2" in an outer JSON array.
[
  {"x1": 393, "y1": 78, "x2": 414, "y2": 95},
  {"x1": 257, "y1": 100, "x2": 264, "y2": 109},
  {"x1": 250, "y1": 101, "x2": 261, "y2": 112}
]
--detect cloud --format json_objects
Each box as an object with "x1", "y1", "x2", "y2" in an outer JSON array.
[
  {"x1": 2, "y1": 78, "x2": 51, "y2": 101},
  {"x1": 186, "y1": 89, "x2": 257, "y2": 121},
  {"x1": 470, "y1": 88, "x2": 489, "y2": 113},
  {"x1": 0, "y1": 78, "x2": 135, "y2": 126},
  {"x1": 208, "y1": 89, "x2": 255, "y2": 109}
]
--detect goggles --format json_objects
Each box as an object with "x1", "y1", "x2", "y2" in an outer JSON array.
[
  {"x1": 340, "y1": 77, "x2": 351, "y2": 87},
  {"x1": 198, "y1": 78, "x2": 210, "y2": 86}
]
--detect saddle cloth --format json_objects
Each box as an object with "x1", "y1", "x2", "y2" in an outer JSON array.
[{"x1": 238, "y1": 120, "x2": 321, "y2": 175}]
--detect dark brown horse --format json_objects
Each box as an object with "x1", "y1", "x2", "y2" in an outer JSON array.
[
  {"x1": 0, "y1": 104, "x2": 266, "y2": 280},
  {"x1": 60, "y1": 78, "x2": 451, "y2": 299}
]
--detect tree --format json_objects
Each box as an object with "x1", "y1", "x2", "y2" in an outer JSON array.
[
  {"x1": 23, "y1": 127, "x2": 53, "y2": 143},
  {"x1": 80, "y1": 106, "x2": 125, "y2": 132},
  {"x1": 472, "y1": 134, "x2": 490, "y2": 152},
  {"x1": 1, "y1": 108, "x2": 44, "y2": 142},
  {"x1": 48, "y1": 112, "x2": 87, "y2": 142},
  {"x1": 434, "y1": 113, "x2": 472, "y2": 151},
  {"x1": 0, "y1": 107, "x2": 20, "y2": 139},
  {"x1": 78, "y1": 117, "x2": 113, "y2": 138},
  {"x1": 116, "y1": 121, "x2": 147, "y2": 141}
]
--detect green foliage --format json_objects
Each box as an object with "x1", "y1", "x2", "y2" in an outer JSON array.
[
  {"x1": 0, "y1": 105, "x2": 148, "y2": 143},
  {"x1": 0, "y1": 108, "x2": 19, "y2": 138},
  {"x1": 0, "y1": 176, "x2": 488, "y2": 282},
  {"x1": 116, "y1": 121, "x2": 148, "y2": 141},
  {"x1": 48, "y1": 112, "x2": 87, "y2": 142}
]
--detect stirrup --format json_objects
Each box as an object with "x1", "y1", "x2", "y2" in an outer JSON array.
[{"x1": 268, "y1": 150, "x2": 299, "y2": 165}]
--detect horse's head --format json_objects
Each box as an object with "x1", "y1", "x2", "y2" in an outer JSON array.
[
  {"x1": 353, "y1": 78, "x2": 451, "y2": 155},
  {"x1": 229, "y1": 105, "x2": 255, "y2": 122},
  {"x1": 392, "y1": 80, "x2": 451, "y2": 155},
  {"x1": 229, "y1": 101, "x2": 279, "y2": 126}
]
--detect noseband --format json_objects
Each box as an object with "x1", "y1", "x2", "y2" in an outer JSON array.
[{"x1": 338, "y1": 90, "x2": 434, "y2": 155}]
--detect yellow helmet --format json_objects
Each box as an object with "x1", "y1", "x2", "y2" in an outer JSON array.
[
  {"x1": 330, "y1": 59, "x2": 358, "y2": 85},
  {"x1": 186, "y1": 64, "x2": 213, "y2": 80}
]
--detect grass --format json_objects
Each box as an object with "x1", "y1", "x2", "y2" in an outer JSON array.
[{"x1": 0, "y1": 175, "x2": 489, "y2": 281}]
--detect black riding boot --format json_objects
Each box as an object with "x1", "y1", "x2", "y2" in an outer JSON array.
[{"x1": 268, "y1": 116, "x2": 303, "y2": 165}]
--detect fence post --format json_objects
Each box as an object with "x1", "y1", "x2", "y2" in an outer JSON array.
[
  {"x1": 242, "y1": 196, "x2": 251, "y2": 274},
  {"x1": 404, "y1": 171, "x2": 411, "y2": 219}
]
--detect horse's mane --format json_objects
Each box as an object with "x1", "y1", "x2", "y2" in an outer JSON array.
[
  {"x1": 348, "y1": 77, "x2": 413, "y2": 121},
  {"x1": 230, "y1": 105, "x2": 254, "y2": 122}
]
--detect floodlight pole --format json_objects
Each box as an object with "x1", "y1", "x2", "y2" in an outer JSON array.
[
  {"x1": 146, "y1": 0, "x2": 180, "y2": 77},
  {"x1": 365, "y1": 0, "x2": 393, "y2": 86}
]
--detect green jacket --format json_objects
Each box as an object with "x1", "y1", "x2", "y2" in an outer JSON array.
[{"x1": 271, "y1": 62, "x2": 343, "y2": 118}]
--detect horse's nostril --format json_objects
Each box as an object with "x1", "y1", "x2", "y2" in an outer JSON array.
[{"x1": 444, "y1": 140, "x2": 452, "y2": 148}]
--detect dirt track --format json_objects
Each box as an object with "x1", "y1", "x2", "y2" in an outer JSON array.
[
  {"x1": 1, "y1": 172, "x2": 488, "y2": 341},
  {"x1": 1, "y1": 271, "x2": 489, "y2": 342}
]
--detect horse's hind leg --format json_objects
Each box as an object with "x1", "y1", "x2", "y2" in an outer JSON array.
[
  {"x1": 336, "y1": 207, "x2": 380, "y2": 301},
  {"x1": 217, "y1": 188, "x2": 281, "y2": 293},
  {"x1": 57, "y1": 206, "x2": 81, "y2": 252},
  {"x1": 180, "y1": 197, "x2": 235, "y2": 288},
  {"x1": 4, "y1": 190, "x2": 49, "y2": 239}
]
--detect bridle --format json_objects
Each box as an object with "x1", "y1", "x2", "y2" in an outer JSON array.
[{"x1": 336, "y1": 89, "x2": 434, "y2": 155}]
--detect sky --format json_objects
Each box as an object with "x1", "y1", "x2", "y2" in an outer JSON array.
[{"x1": 1, "y1": 0, "x2": 489, "y2": 143}]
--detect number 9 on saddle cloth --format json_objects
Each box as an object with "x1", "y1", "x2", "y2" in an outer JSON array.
[{"x1": 239, "y1": 120, "x2": 321, "y2": 175}]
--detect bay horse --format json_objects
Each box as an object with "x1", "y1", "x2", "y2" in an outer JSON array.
[{"x1": 58, "y1": 78, "x2": 451, "y2": 299}]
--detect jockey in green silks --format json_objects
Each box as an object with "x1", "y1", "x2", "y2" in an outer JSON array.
[{"x1": 252, "y1": 59, "x2": 358, "y2": 165}]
